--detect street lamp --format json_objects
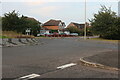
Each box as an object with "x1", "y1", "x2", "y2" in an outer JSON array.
[{"x1": 84, "y1": 0, "x2": 87, "y2": 40}]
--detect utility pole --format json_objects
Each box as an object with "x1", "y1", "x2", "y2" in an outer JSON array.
[
  {"x1": 118, "y1": 1, "x2": 120, "y2": 17},
  {"x1": 84, "y1": 0, "x2": 87, "y2": 40}
]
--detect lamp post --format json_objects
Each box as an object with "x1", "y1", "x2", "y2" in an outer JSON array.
[{"x1": 84, "y1": 0, "x2": 87, "y2": 40}]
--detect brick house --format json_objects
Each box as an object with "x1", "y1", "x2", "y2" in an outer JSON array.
[
  {"x1": 67, "y1": 22, "x2": 85, "y2": 30},
  {"x1": 67, "y1": 22, "x2": 91, "y2": 30},
  {"x1": 40, "y1": 19, "x2": 66, "y2": 34}
]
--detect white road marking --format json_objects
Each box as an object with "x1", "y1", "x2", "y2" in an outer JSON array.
[
  {"x1": 16, "y1": 74, "x2": 40, "y2": 80},
  {"x1": 15, "y1": 63, "x2": 77, "y2": 80},
  {"x1": 57, "y1": 63, "x2": 77, "y2": 69}
]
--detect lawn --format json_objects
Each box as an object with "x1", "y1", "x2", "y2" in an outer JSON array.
[
  {"x1": 89, "y1": 38, "x2": 119, "y2": 43},
  {"x1": 0, "y1": 36, "x2": 7, "y2": 38},
  {"x1": 2, "y1": 31, "x2": 34, "y2": 38},
  {"x1": 0, "y1": 35, "x2": 9, "y2": 38}
]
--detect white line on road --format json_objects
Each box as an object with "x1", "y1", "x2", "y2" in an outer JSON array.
[
  {"x1": 15, "y1": 74, "x2": 40, "y2": 80},
  {"x1": 57, "y1": 63, "x2": 77, "y2": 69},
  {"x1": 15, "y1": 63, "x2": 77, "y2": 80}
]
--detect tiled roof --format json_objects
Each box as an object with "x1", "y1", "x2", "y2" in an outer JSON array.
[
  {"x1": 70, "y1": 22, "x2": 85, "y2": 29},
  {"x1": 43, "y1": 26, "x2": 59, "y2": 30},
  {"x1": 25, "y1": 17, "x2": 41, "y2": 24},
  {"x1": 72, "y1": 22, "x2": 84, "y2": 27},
  {"x1": 43, "y1": 19, "x2": 62, "y2": 26},
  {"x1": 43, "y1": 19, "x2": 65, "y2": 30}
]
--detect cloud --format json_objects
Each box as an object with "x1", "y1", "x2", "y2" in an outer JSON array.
[
  {"x1": 26, "y1": 1, "x2": 45, "y2": 6},
  {"x1": 2, "y1": 0, "x2": 118, "y2": 2},
  {"x1": 29, "y1": 6, "x2": 64, "y2": 16}
]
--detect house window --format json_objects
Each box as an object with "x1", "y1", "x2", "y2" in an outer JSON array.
[{"x1": 59, "y1": 22, "x2": 62, "y2": 26}]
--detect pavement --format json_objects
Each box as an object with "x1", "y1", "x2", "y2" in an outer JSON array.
[
  {"x1": 2, "y1": 37, "x2": 119, "y2": 79},
  {"x1": 80, "y1": 50, "x2": 119, "y2": 70}
]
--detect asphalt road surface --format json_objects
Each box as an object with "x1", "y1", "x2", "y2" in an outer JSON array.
[{"x1": 2, "y1": 38, "x2": 118, "y2": 79}]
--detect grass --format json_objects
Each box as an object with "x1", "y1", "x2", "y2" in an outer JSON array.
[
  {"x1": 2, "y1": 31, "x2": 35, "y2": 38},
  {"x1": 89, "y1": 38, "x2": 119, "y2": 43},
  {"x1": 0, "y1": 35, "x2": 9, "y2": 38},
  {"x1": 2, "y1": 31, "x2": 22, "y2": 38}
]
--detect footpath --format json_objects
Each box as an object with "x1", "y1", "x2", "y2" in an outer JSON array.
[{"x1": 80, "y1": 50, "x2": 119, "y2": 71}]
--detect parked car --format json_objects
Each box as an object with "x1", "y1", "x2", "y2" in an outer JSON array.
[
  {"x1": 37, "y1": 33, "x2": 50, "y2": 36},
  {"x1": 60, "y1": 33, "x2": 68, "y2": 37},
  {"x1": 46, "y1": 33, "x2": 53, "y2": 37},
  {"x1": 70, "y1": 33, "x2": 78, "y2": 36},
  {"x1": 37, "y1": 34, "x2": 41, "y2": 36}
]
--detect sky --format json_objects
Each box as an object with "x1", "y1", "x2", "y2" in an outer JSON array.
[{"x1": 1, "y1": 0, "x2": 119, "y2": 25}]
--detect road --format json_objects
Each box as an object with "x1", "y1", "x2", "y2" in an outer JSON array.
[{"x1": 2, "y1": 38, "x2": 118, "y2": 79}]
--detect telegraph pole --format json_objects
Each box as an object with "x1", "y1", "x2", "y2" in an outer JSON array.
[{"x1": 84, "y1": 0, "x2": 87, "y2": 40}]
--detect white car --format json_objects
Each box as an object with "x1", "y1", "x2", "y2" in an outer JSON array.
[{"x1": 70, "y1": 33, "x2": 78, "y2": 36}]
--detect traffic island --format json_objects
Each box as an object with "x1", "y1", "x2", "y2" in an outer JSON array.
[{"x1": 80, "y1": 50, "x2": 119, "y2": 71}]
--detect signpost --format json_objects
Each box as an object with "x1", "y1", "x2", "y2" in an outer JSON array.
[{"x1": 26, "y1": 28, "x2": 31, "y2": 35}]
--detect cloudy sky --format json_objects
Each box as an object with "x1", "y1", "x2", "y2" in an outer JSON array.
[{"x1": 1, "y1": 0, "x2": 118, "y2": 25}]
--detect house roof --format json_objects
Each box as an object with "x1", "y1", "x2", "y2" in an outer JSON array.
[
  {"x1": 72, "y1": 22, "x2": 84, "y2": 27},
  {"x1": 25, "y1": 17, "x2": 41, "y2": 24},
  {"x1": 43, "y1": 19, "x2": 63, "y2": 26},
  {"x1": 69, "y1": 22, "x2": 85, "y2": 29},
  {"x1": 42, "y1": 19, "x2": 65, "y2": 30},
  {"x1": 43, "y1": 26, "x2": 59, "y2": 30}
]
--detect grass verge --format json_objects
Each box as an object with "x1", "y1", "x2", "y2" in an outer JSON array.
[
  {"x1": 89, "y1": 38, "x2": 119, "y2": 43},
  {"x1": 2, "y1": 31, "x2": 35, "y2": 38}
]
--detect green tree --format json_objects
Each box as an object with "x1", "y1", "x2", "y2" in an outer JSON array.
[
  {"x1": 66, "y1": 26, "x2": 83, "y2": 36},
  {"x1": 90, "y1": 5, "x2": 119, "y2": 39},
  {"x1": 66, "y1": 26, "x2": 80, "y2": 33},
  {"x1": 24, "y1": 17, "x2": 41, "y2": 36},
  {"x1": 2, "y1": 10, "x2": 21, "y2": 32},
  {"x1": 86, "y1": 27, "x2": 93, "y2": 36},
  {"x1": 2, "y1": 10, "x2": 41, "y2": 36}
]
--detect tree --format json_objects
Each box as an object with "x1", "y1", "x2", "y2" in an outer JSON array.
[
  {"x1": 66, "y1": 26, "x2": 83, "y2": 36},
  {"x1": 90, "y1": 5, "x2": 119, "y2": 39},
  {"x1": 2, "y1": 10, "x2": 21, "y2": 32},
  {"x1": 2, "y1": 10, "x2": 41, "y2": 36},
  {"x1": 24, "y1": 17, "x2": 41, "y2": 36}
]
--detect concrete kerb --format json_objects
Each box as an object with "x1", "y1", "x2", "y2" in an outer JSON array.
[
  {"x1": 31, "y1": 38, "x2": 38, "y2": 43},
  {"x1": 26, "y1": 38, "x2": 38, "y2": 45},
  {"x1": 12, "y1": 38, "x2": 25, "y2": 46},
  {"x1": 8, "y1": 38, "x2": 18, "y2": 45},
  {"x1": 31, "y1": 38, "x2": 39, "y2": 45},
  {"x1": 0, "y1": 39, "x2": 2, "y2": 48},
  {"x1": 18, "y1": 38, "x2": 28, "y2": 44},
  {"x1": 80, "y1": 58, "x2": 119, "y2": 71},
  {"x1": 31, "y1": 38, "x2": 44, "y2": 45},
  {"x1": 36, "y1": 38, "x2": 46, "y2": 45},
  {"x1": 2, "y1": 38, "x2": 27, "y2": 47},
  {"x1": 2, "y1": 38, "x2": 42, "y2": 47},
  {"x1": 2, "y1": 39, "x2": 14, "y2": 47},
  {"x1": 21, "y1": 38, "x2": 30, "y2": 44}
]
